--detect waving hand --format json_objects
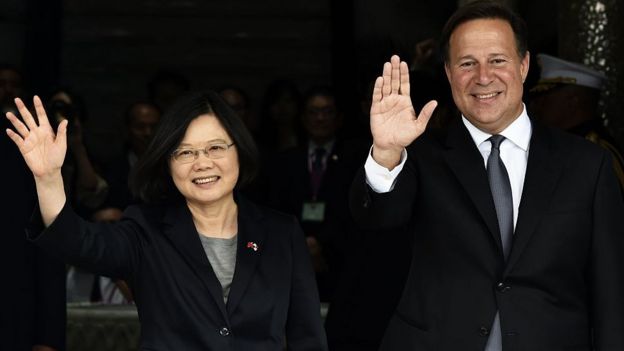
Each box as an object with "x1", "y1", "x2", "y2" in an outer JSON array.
[
  {"x1": 5, "y1": 96, "x2": 68, "y2": 225},
  {"x1": 5, "y1": 96, "x2": 68, "y2": 178},
  {"x1": 370, "y1": 55, "x2": 437, "y2": 169}
]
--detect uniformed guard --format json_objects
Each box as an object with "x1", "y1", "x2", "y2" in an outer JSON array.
[{"x1": 528, "y1": 53, "x2": 624, "y2": 189}]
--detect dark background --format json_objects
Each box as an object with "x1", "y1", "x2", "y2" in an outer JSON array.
[{"x1": 1, "y1": 0, "x2": 621, "y2": 160}]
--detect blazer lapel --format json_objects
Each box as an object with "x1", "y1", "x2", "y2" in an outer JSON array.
[
  {"x1": 505, "y1": 123, "x2": 563, "y2": 274},
  {"x1": 161, "y1": 203, "x2": 229, "y2": 319},
  {"x1": 226, "y1": 196, "x2": 266, "y2": 314},
  {"x1": 443, "y1": 120, "x2": 504, "y2": 253}
]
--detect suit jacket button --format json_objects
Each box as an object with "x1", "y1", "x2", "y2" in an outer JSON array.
[
  {"x1": 479, "y1": 326, "x2": 489, "y2": 336},
  {"x1": 219, "y1": 327, "x2": 230, "y2": 336}
]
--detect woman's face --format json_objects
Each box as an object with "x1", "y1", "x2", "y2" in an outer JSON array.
[{"x1": 169, "y1": 114, "x2": 239, "y2": 207}]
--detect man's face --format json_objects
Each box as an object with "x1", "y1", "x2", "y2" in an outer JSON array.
[
  {"x1": 128, "y1": 104, "x2": 160, "y2": 155},
  {"x1": 445, "y1": 19, "x2": 529, "y2": 134},
  {"x1": 302, "y1": 95, "x2": 341, "y2": 143}
]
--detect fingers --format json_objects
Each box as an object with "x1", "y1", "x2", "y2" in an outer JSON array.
[
  {"x1": 14, "y1": 97, "x2": 38, "y2": 130},
  {"x1": 55, "y1": 119, "x2": 68, "y2": 150},
  {"x1": 5, "y1": 127, "x2": 25, "y2": 148},
  {"x1": 382, "y1": 62, "x2": 391, "y2": 97},
  {"x1": 33, "y1": 95, "x2": 51, "y2": 128},
  {"x1": 399, "y1": 61, "x2": 410, "y2": 96},
  {"x1": 415, "y1": 100, "x2": 438, "y2": 128},
  {"x1": 5, "y1": 112, "x2": 30, "y2": 138},
  {"x1": 390, "y1": 55, "x2": 400, "y2": 94},
  {"x1": 372, "y1": 76, "x2": 383, "y2": 104},
  {"x1": 380, "y1": 55, "x2": 408, "y2": 99}
]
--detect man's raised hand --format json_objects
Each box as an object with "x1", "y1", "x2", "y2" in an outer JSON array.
[{"x1": 370, "y1": 55, "x2": 437, "y2": 169}]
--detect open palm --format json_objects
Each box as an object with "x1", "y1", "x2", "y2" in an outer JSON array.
[
  {"x1": 5, "y1": 96, "x2": 68, "y2": 178},
  {"x1": 370, "y1": 55, "x2": 437, "y2": 152}
]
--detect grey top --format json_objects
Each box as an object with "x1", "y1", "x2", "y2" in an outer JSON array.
[{"x1": 198, "y1": 234, "x2": 238, "y2": 303}]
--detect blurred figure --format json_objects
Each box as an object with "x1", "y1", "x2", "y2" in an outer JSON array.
[
  {"x1": 46, "y1": 88, "x2": 109, "y2": 214},
  {"x1": 126, "y1": 101, "x2": 161, "y2": 158},
  {"x1": 0, "y1": 65, "x2": 65, "y2": 351},
  {"x1": 258, "y1": 79, "x2": 304, "y2": 152},
  {"x1": 268, "y1": 86, "x2": 365, "y2": 302},
  {"x1": 218, "y1": 86, "x2": 271, "y2": 204},
  {"x1": 95, "y1": 101, "x2": 161, "y2": 218},
  {"x1": 147, "y1": 69, "x2": 190, "y2": 113},
  {"x1": 219, "y1": 86, "x2": 256, "y2": 133},
  {"x1": 91, "y1": 101, "x2": 161, "y2": 304},
  {"x1": 45, "y1": 88, "x2": 111, "y2": 303},
  {"x1": 528, "y1": 53, "x2": 624, "y2": 188}
]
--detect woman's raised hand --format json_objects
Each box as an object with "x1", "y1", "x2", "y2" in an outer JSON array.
[{"x1": 5, "y1": 96, "x2": 68, "y2": 179}]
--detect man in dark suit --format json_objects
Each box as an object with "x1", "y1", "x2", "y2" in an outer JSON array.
[
  {"x1": 269, "y1": 86, "x2": 366, "y2": 302},
  {"x1": 350, "y1": 1, "x2": 624, "y2": 350}
]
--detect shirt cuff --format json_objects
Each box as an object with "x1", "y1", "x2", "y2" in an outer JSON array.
[{"x1": 364, "y1": 146, "x2": 407, "y2": 193}]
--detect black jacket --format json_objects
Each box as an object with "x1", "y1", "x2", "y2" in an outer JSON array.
[
  {"x1": 350, "y1": 119, "x2": 624, "y2": 351},
  {"x1": 29, "y1": 196, "x2": 327, "y2": 351}
]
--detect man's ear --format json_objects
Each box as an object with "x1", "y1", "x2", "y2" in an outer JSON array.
[{"x1": 521, "y1": 51, "x2": 530, "y2": 83}]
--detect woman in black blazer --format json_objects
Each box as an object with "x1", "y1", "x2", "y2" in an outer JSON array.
[{"x1": 6, "y1": 91, "x2": 328, "y2": 350}]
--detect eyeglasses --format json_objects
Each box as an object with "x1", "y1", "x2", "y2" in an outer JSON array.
[{"x1": 171, "y1": 142, "x2": 235, "y2": 163}]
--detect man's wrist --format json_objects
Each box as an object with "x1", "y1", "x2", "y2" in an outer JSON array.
[{"x1": 371, "y1": 145, "x2": 403, "y2": 171}]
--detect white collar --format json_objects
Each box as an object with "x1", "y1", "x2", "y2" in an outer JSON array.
[{"x1": 461, "y1": 104, "x2": 532, "y2": 151}]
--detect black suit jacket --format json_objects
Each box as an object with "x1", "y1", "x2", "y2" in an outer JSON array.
[
  {"x1": 268, "y1": 139, "x2": 364, "y2": 240},
  {"x1": 1, "y1": 119, "x2": 66, "y2": 351},
  {"x1": 29, "y1": 196, "x2": 327, "y2": 351},
  {"x1": 268, "y1": 139, "x2": 366, "y2": 301},
  {"x1": 350, "y1": 119, "x2": 624, "y2": 351}
]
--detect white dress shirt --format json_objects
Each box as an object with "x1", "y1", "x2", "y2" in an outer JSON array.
[{"x1": 365, "y1": 106, "x2": 532, "y2": 229}]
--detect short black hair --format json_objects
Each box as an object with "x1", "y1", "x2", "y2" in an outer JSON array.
[
  {"x1": 302, "y1": 85, "x2": 339, "y2": 112},
  {"x1": 131, "y1": 90, "x2": 260, "y2": 204},
  {"x1": 440, "y1": 0, "x2": 528, "y2": 63}
]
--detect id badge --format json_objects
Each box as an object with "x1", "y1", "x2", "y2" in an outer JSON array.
[{"x1": 302, "y1": 202, "x2": 326, "y2": 222}]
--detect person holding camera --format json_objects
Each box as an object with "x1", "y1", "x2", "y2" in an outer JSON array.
[
  {"x1": 45, "y1": 88, "x2": 113, "y2": 303},
  {"x1": 47, "y1": 88, "x2": 109, "y2": 214}
]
